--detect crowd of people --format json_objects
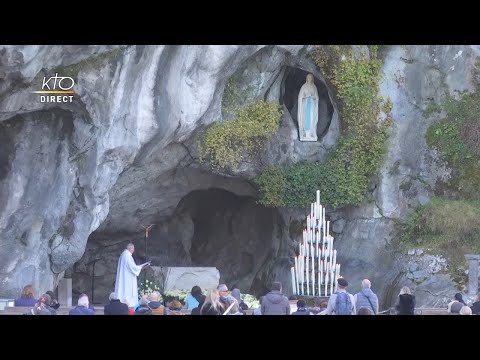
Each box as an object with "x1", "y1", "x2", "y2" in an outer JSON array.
[
  {"x1": 12, "y1": 278, "x2": 480, "y2": 315},
  {"x1": 9, "y1": 246, "x2": 479, "y2": 316}
]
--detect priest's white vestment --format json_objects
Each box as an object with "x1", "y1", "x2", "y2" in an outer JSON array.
[{"x1": 115, "y1": 249, "x2": 143, "y2": 307}]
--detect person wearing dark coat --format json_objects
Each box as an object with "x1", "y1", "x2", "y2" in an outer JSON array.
[
  {"x1": 231, "y1": 288, "x2": 248, "y2": 313},
  {"x1": 46, "y1": 290, "x2": 60, "y2": 310},
  {"x1": 134, "y1": 296, "x2": 152, "y2": 315},
  {"x1": 455, "y1": 292, "x2": 466, "y2": 305},
  {"x1": 292, "y1": 300, "x2": 310, "y2": 315},
  {"x1": 448, "y1": 293, "x2": 466, "y2": 314},
  {"x1": 395, "y1": 286, "x2": 415, "y2": 315},
  {"x1": 471, "y1": 294, "x2": 480, "y2": 315},
  {"x1": 199, "y1": 289, "x2": 223, "y2": 315},
  {"x1": 104, "y1": 292, "x2": 129, "y2": 315},
  {"x1": 191, "y1": 294, "x2": 206, "y2": 315}
]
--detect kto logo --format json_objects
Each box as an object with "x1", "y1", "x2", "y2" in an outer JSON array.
[{"x1": 32, "y1": 73, "x2": 75, "y2": 103}]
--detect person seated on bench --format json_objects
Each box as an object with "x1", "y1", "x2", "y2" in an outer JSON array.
[
  {"x1": 46, "y1": 290, "x2": 60, "y2": 310},
  {"x1": 25, "y1": 294, "x2": 57, "y2": 315},
  {"x1": 69, "y1": 294, "x2": 95, "y2": 315},
  {"x1": 15, "y1": 285, "x2": 37, "y2": 307}
]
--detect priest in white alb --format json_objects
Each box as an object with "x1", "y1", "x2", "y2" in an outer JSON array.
[{"x1": 114, "y1": 243, "x2": 150, "y2": 308}]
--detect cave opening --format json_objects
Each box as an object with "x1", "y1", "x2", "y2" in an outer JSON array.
[
  {"x1": 74, "y1": 186, "x2": 282, "y2": 302},
  {"x1": 0, "y1": 120, "x2": 16, "y2": 182},
  {"x1": 174, "y1": 188, "x2": 277, "y2": 294},
  {"x1": 281, "y1": 67, "x2": 334, "y2": 140}
]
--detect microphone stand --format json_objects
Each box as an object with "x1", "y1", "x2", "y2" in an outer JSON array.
[{"x1": 84, "y1": 257, "x2": 101, "y2": 305}]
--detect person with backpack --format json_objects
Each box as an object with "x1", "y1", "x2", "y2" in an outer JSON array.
[
  {"x1": 326, "y1": 278, "x2": 355, "y2": 315},
  {"x1": 354, "y1": 279, "x2": 379, "y2": 315}
]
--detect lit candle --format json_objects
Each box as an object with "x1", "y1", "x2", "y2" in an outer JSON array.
[
  {"x1": 319, "y1": 266, "x2": 323, "y2": 296},
  {"x1": 326, "y1": 220, "x2": 330, "y2": 236},
  {"x1": 294, "y1": 257, "x2": 299, "y2": 295},
  {"x1": 322, "y1": 207, "x2": 326, "y2": 231},
  {"x1": 299, "y1": 256, "x2": 303, "y2": 295},
  {"x1": 291, "y1": 267, "x2": 296, "y2": 296},
  {"x1": 311, "y1": 245, "x2": 315, "y2": 270},
  {"x1": 324, "y1": 272, "x2": 328, "y2": 296},
  {"x1": 316, "y1": 190, "x2": 320, "y2": 206},
  {"x1": 332, "y1": 249, "x2": 337, "y2": 269},
  {"x1": 317, "y1": 255, "x2": 321, "y2": 285},
  {"x1": 330, "y1": 266, "x2": 334, "y2": 295},
  {"x1": 311, "y1": 267, "x2": 315, "y2": 296}
]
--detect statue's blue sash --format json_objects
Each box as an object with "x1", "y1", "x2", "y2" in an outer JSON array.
[{"x1": 305, "y1": 96, "x2": 312, "y2": 130}]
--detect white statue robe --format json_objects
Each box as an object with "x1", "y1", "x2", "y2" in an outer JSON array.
[
  {"x1": 298, "y1": 80, "x2": 319, "y2": 141},
  {"x1": 114, "y1": 249, "x2": 143, "y2": 307}
]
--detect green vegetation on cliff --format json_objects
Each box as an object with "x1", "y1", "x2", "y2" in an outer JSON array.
[
  {"x1": 400, "y1": 197, "x2": 480, "y2": 287},
  {"x1": 53, "y1": 46, "x2": 128, "y2": 78},
  {"x1": 426, "y1": 90, "x2": 480, "y2": 199},
  {"x1": 256, "y1": 45, "x2": 393, "y2": 209},
  {"x1": 198, "y1": 101, "x2": 282, "y2": 170},
  {"x1": 411, "y1": 71, "x2": 480, "y2": 287}
]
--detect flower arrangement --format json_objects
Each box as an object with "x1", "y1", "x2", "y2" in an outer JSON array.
[
  {"x1": 240, "y1": 294, "x2": 260, "y2": 309},
  {"x1": 163, "y1": 288, "x2": 209, "y2": 305},
  {"x1": 138, "y1": 279, "x2": 162, "y2": 300},
  {"x1": 162, "y1": 289, "x2": 260, "y2": 309}
]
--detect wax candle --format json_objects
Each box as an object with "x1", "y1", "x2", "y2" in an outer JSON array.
[
  {"x1": 291, "y1": 267, "x2": 296, "y2": 296},
  {"x1": 294, "y1": 257, "x2": 299, "y2": 295},
  {"x1": 311, "y1": 268, "x2": 315, "y2": 296},
  {"x1": 306, "y1": 258, "x2": 309, "y2": 296},
  {"x1": 324, "y1": 272, "x2": 328, "y2": 297}
]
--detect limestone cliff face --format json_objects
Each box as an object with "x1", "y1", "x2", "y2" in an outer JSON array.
[{"x1": 0, "y1": 45, "x2": 478, "y2": 306}]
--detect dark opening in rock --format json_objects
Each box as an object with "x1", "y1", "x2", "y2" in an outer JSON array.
[
  {"x1": 0, "y1": 120, "x2": 18, "y2": 182},
  {"x1": 281, "y1": 67, "x2": 334, "y2": 140},
  {"x1": 74, "y1": 187, "x2": 283, "y2": 302},
  {"x1": 175, "y1": 188, "x2": 277, "y2": 289}
]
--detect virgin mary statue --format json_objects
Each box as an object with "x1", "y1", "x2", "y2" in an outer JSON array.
[{"x1": 297, "y1": 73, "x2": 319, "y2": 141}]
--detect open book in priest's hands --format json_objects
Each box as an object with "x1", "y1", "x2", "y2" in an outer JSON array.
[{"x1": 140, "y1": 261, "x2": 151, "y2": 268}]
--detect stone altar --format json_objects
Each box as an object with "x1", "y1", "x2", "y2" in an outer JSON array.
[{"x1": 145, "y1": 266, "x2": 220, "y2": 293}]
